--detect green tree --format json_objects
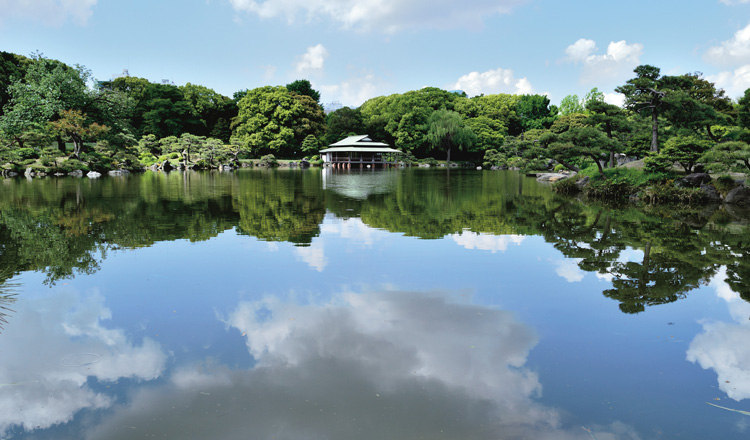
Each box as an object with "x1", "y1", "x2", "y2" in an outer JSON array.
[
  {"x1": 616, "y1": 65, "x2": 667, "y2": 152},
  {"x1": 232, "y1": 86, "x2": 324, "y2": 157},
  {"x1": 426, "y1": 109, "x2": 476, "y2": 164},
  {"x1": 301, "y1": 134, "x2": 320, "y2": 155},
  {"x1": 515, "y1": 94, "x2": 557, "y2": 133},
  {"x1": 48, "y1": 109, "x2": 109, "y2": 158},
  {"x1": 180, "y1": 83, "x2": 236, "y2": 141},
  {"x1": 660, "y1": 135, "x2": 712, "y2": 173},
  {"x1": 702, "y1": 141, "x2": 750, "y2": 172},
  {"x1": 548, "y1": 126, "x2": 614, "y2": 177},
  {"x1": 323, "y1": 107, "x2": 365, "y2": 146},
  {"x1": 736, "y1": 89, "x2": 750, "y2": 130},
  {"x1": 0, "y1": 51, "x2": 31, "y2": 117},
  {"x1": 558, "y1": 94, "x2": 585, "y2": 115},
  {"x1": 585, "y1": 101, "x2": 630, "y2": 167},
  {"x1": 178, "y1": 133, "x2": 204, "y2": 164},
  {"x1": 286, "y1": 79, "x2": 321, "y2": 104}
]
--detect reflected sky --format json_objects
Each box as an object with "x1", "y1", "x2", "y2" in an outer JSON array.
[{"x1": 1, "y1": 170, "x2": 750, "y2": 439}]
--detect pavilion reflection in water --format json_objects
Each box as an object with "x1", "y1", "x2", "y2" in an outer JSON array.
[{"x1": 321, "y1": 167, "x2": 399, "y2": 200}]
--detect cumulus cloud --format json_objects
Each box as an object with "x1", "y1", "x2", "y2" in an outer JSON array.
[
  {"x1": 295, "y1": 44, "x2": 328, "y2": 74},
  {"x1": 687, "y1": 267, "x2": 750, "y2": 401},
  {"x1": 320, "y1": 216, "x2": 378, "y2": 246},
  {"x1": 0, "y1": 0, "x2": 97, "y2": 26},
  {"x1": 554, "y1": 258, "x2": 585, "y2": 282},
  {"x1": 293, "y1": 242, "x2": 327, "y2": 271},
  {"x1": 450, "y1": 231, "x2": 525, "y2": 253},
  {"x1": 83, "y1": 289, "x2": 643, "y2": 439},
  {"x1": 452, "y1": 68, "x2": 533, "y2": 97},
  {"x1": 708, "y1": 65, "x2": 750, "y2": 99},
  {"x1": 229, "y1": 0, "x2": 527, "y2": 32},
  {"x1": 705, "y1": 23, "x2": 750, "y2": 66},
  {"x1": 319, "y1": 73, "x2": 381, "y2": 107},
  {"x1": 564, "y1": 38, "x2": 643, "y2": 85},
  {"x1": 0, "y1": 291, "x2": 167, "y2": 436}
]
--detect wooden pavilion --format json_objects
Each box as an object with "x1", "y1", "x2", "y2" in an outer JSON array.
[{"x1": 320, "y1": 135, "x2": 401, "y2": 168}]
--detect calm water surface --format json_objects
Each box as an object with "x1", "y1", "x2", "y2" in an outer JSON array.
[{"x1": 1, "y1": 168, "x2": 749, "y2": 439}]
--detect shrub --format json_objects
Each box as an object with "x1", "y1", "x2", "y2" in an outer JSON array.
[
  {"x1": 58, "y1": 158, "x2": 89, "y2": 173},
  {"x1": 643, "y1": 154, "x2": 674, "y2": 174},
  {"x1": 259, "y1": 154, "x2": 279, "y2": 167},
  {"x1": 552, "y1": 177, "x2": 581, "y2": 195},
  {"x1": 16, "y1": 148, "x2": 39, "y2": 160},
  {"x1": 192, "y1": 159, "x2": 211, "y2": 170},
  {"x1": 715, "y1": 175, "x2": 738, "y2": 196},
  {"x1": 419, "y1": 157, "x2": 438, "y2": 166},
  {"x1": 585, "y1": 181, "x2": 636, "y2": 202},
  {"x1": 639, "y1": 185, "x2": 706, "y2": 204},
  {"x1": 139, "y1": 153, "x2": 157, "y2": 166},
  {"x1": 554, "y1": 164, "x2": 566, "y2": 172}
]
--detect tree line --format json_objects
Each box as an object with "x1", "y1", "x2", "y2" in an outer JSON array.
[{"x1": 2, "y1": 50, "x2": 750, "y2": 175}]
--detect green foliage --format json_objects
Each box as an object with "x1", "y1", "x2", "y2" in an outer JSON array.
[
  {"x1": 483, "y1": 149, "x2": 507, "y2": 168},
  {"x1": 638, "y1": 185, "x2": 706, "y2": 205},
  {"x1": 660, "y1": 135, "x2": 712, "y2": 173},
  {"x1": 515, "y1": 94, "x2": 557, "y2": 133},
  {"x1": 57, "y1": 158, "x2": 88, "y2": 172},
  {"x1": 643, "y1": 154, "x2": 675, "y2": 173},
  {"x1": 323, "y1": 107, "x2": 364, "y2": 146},
  {"x1": 259, "y1": 154, "x2": 279, "y2": 167},
  {"x1": 301, "y1": 134, "x2": 320, "y2": 154},
  {"x1": 702, "y1": 140, "x2": 750, "y2": 172},
  {"x1": 426, "y1": 108, "x2": 476, "y2": 162},
  {"x1": 558, "y1": 94, "x2": 585, "y2": 115},
  {"x1": 418, "y1": 157, "x2": 438, "y2": 166},
  {"x1": 16, "y1": 148, "x2": 38, "y2": 160},
  {"x1": 360, "y1": 88, "x2": 460, "y2": 155},
  {"x1": 232, "y1": 86, "x2": 325, "y2": 157},
  {"x1": 286, "y1": 79, "x2": 321, "y2": 104},
  {"x1": 139, "y1": 152, "x2": 158, "y2": 166},
  {"x1": 714, "y1": 175, "x2": 738, "y2": 196}
]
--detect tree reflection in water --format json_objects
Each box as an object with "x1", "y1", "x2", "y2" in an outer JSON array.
[{"x1": 0, "y1": 168, "x2": 748, "y2": 313}]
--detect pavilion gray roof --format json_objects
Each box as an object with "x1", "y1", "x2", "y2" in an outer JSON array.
[
  {"x1": 328, "y1": 135, "x2": 390, "y2": 148},
  {"x1": 320, "y1": 135, "x2": 400, "y2": 154}
]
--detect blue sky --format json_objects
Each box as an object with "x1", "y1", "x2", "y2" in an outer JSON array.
[{"x1": 2, "y1": 0, "x2": 750, "y2": 109}]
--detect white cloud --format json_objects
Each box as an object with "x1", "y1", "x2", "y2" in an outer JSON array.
[
  {"x1": 720, "y1": 0, "x2": 750, "y2": 3},
  {"x1": 564, "y1": 39, "x2": 643, "y2": 85},
  {"x1": 320, "y1": 217, "x2": 377, "y2": 246},
  {"x1": 0, "y1": 291, "x2": 167, "y2": 436},
  {"x1": 705, "y1": 23, "x2": 750, "y2": 66},
  {"x1": 85, "y1": 289, "x2": 643, "y2": 439},
  {"x1": 229, "y1": 0, "x2": 527, "y2": 32},
  {"x1": 223, "y1": 290, "x2": 551, "y2": 420},
  {"x1": 564, "y1": 38, "x2": 597, "y2": 62},
  {"x1": 0, "y1": 0, "x2": 97, "y2": 25},
  {"x1": 554, "y1": 258, "x2": 585, "y2": 282},
  {"x1": 295, "y1": 44, "x2": 328, "y2": 74},
  {"x1": 294, "y1": 242, "x2": 327, "y2": 271},
  {"x1": 687, "y1": 268, "x2": 750, "y2": 401},
  {"x1": 450, "y1": 231, "x2": 525, "y2": 253},
  {"x1": 707, "y1": 64, "x2": 750, "y2": 98},
  {"x1": 320, "y1": 73, "x2": 381, "y2": 107},
  {"x1": 603, "y1": 92, "x2": 625, "y2": 107},
  {"x1": 452, "y1": 68, "x2": 533, "y2": 97}
]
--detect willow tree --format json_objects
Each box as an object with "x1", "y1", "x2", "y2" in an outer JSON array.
[{"x1": 426, "y1": 109, "x2": 476, "y2": 164}]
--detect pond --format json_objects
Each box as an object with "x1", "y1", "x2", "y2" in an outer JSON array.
[{"x1": 0, "y1": 168, "x2": 749, "y2": 439}]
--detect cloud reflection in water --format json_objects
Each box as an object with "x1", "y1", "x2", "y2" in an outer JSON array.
[
  {"x1": 0, "y1": 291, "x2": 167, "y2": 436},
  {"x1": 85, "y1": 290, "x2": 584, "y2": 439}
]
